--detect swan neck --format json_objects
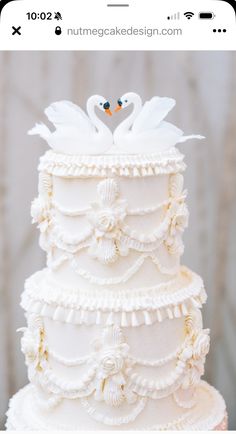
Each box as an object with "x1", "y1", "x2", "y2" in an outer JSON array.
[
  {"x1": 116, "y1": 96, "x2": 142, "y2": 134},
  {"x1": 87, "y1": 99, "x2": 108, "y2": 133}
]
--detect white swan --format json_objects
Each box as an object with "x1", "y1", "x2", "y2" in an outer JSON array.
[
  {"x1": 113, "y1": 92, "x2": 204, "y2": 154},
  {"x1": 28, "y1": 95, "x2": 113, "y2": 155}
]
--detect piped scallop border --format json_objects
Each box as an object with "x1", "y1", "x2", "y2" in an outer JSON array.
[
  {"x1": 21, "y1": 267, "x2": 207, "y2": 327},
  {"x1": 38, "y1": 149, "x2": 186, "y2": 178}
]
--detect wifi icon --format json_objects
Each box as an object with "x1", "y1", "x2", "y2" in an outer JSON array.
[{"x1": 184, "y1": 11, "x2": 194, "y2": 20}]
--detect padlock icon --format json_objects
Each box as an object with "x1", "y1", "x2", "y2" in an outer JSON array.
[{"x1": 55, "y1": 26, "x2": 62, "y2": 35}]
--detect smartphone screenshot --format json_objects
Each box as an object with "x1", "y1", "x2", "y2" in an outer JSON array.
[{"x1": 0, "y1": 0, "x2": 235, "y2": 431}]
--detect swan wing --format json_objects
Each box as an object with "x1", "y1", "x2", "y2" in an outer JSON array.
[
  {"x1": 158, "y1": 122, "x2": 205, "y2": 144},
  {"x1": 132, "y1": 97, "x2": 176, "y2": 133},
  {"x1": 45, "y1": 100, "x2": 95, "y2": 133},
  {"x1": 28, "y1": 123, "x2": 51, "y2": 139},
  {"x1": 178, "y1": 134, "x2": 205, "y2": 143},
  {"x1": 158, "y1": 120, "x2": 184, "y2": 137}
]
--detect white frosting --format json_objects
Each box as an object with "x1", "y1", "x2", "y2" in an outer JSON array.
[
  {"x1": 38, "y1": 148, "x2": 186, "y2": 176},
  {"x1": 6, "y1": 122, "x2": 226, "y2": 430}
]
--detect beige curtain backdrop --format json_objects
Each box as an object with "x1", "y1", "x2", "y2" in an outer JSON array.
[{"x1": 0, "y1": 51, "x2": 235, "y2": 429}]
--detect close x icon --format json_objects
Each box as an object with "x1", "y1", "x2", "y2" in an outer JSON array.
[{"x1": 12, "y1": 25, "x2": 21, "y2": 35}]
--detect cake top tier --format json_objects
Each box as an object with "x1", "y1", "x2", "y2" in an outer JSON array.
[{"x1": 29, "y1": 92, "x2": 203, "y2": 156}]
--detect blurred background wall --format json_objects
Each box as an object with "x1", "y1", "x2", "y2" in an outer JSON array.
[{"x1": 0, "y1": 51, "x2": 235, "y2": 429}]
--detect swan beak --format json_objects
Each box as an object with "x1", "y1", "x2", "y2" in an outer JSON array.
[
  {"x1": 115, "y1": 105, "x2": 122, "y2": 112},
  {"x1": 105, "y1": 108, "x2": 112, "y2": 116}
]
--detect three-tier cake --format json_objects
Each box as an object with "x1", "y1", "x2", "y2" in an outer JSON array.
[{"x1": 6, "y1": 94, "x2": 227, "y2": 430}]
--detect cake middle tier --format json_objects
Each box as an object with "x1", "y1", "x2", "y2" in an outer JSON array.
[{"x1": 32, "y1": 150, "x2": 188, "y2": 291}]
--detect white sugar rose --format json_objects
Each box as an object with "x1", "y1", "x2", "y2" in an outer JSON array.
[
  {"x1": 193, "y1": 330, "x2": 210, "y2": 359},
  {"x1": 31, "y1": 197, "x2": 51, "y2": 233},
  {"x1": 99, "y1": 350, "x2": 124, "y2": 378},
  {"x1": 170, "y1": 203, "x2": 189, "y2": 236},
  {"x1": 31, "y1": 197, "x2": 45, "y2": 224},
  {"x1": 21, "y1": 332, "x2": 39, "y2": 364},
  {"x1": 96, "y1": 210, "x2": 117, "y2": 234}
]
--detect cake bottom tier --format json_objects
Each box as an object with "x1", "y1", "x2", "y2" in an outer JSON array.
[{"x1": 6, "y1": 381, "x2": 226, "y2": 431}]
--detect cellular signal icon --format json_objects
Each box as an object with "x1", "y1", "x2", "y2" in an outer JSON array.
[
  {"x1": 167, "y1": 12, "x2": 180, "y2": 20},
  {"x1": 54, "y1": 12, "x2": 62, "y2": 20}
]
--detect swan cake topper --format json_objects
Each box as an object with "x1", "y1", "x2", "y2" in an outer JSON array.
[{"x1": 28, "y1": 92, "x2": 204, "y2": 155}]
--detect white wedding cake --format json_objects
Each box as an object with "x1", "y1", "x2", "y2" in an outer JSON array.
[{"x1": 6, "y1": 94, "x2": 227, "y2": 430}]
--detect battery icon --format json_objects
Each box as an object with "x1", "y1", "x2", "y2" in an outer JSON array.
[{"x1": 199, "y1": 12, "x2": 215, "y2": 19}]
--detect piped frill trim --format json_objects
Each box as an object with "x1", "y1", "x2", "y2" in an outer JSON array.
[
  {"x1": 33, "y1": 170, "x2": 187, "y2": 266},
  {"x1": 21, "y1": 267, "x2": 207, "y2": 327},
  {"x1": 35, "y1": 340, "x2": 200, "y2": 401},
  {"x1": 42, "y1": 197, "x2": 186, "y2": 254},
  {"x1": 6, "y1": 381, "x2": 227, "y2": 430},
  {"x1": 48, "y1": 335, "x2": 190, "y2": 369},
  {"x1": 19, "y1": 320, "x2": 209, "y2": 408},
  {"x1": 48, "y1": 252, "x2": 181, "y2": 284},
  {"x1": 38, "y1": 149, "x2": 186, "y2": 178}
]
